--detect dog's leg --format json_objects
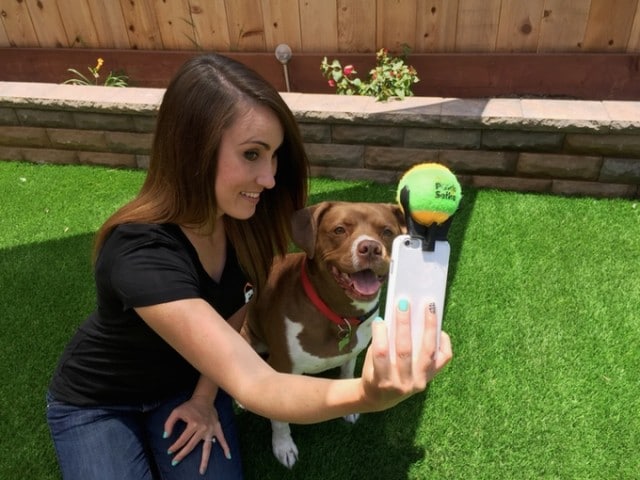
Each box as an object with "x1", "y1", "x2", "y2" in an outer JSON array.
[
  {"x1": 271, "y1": 419, "x2": 299, "y2": 468},
  {"x1": 339, "y1": 357, "x2": 360, "y2": 424}
]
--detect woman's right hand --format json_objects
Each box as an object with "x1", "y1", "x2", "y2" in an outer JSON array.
[{"x1": 359, "y1": 300, "x2": 452, "y2": 411}]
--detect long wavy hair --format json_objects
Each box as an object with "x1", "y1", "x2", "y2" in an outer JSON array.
[{"x1": 93, "y1": 54, "x2": 309, "y2": 296}]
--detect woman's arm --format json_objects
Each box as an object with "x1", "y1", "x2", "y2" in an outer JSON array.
[{"x1": 136, "y1": 297, "x2": 451, "y2": 424}]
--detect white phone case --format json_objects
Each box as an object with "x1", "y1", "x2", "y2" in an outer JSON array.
[{"x1": 384, "y1": 234, "x2": 450, "y2": 359}]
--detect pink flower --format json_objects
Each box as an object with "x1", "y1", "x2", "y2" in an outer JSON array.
[
  {"x1": 328, "y1": 79, "x2": 336, "y2": 87},
  {"x1": 343, "y1": 65, "x2": 354, "y2": 76}
]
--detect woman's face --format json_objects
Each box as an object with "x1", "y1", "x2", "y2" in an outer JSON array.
[{"x1": 215, "y1": 103, "x2": 283, "y2": 220}]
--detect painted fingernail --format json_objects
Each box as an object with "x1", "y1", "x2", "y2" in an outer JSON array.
[
  {"x1": 429, "y1": 302, "x2": 436, "y2": 314},
  {"x1": 373, "y1": 316, "x2": 383, "y2": 322},
  {"x1": 171, "y1": 459, "x2": 180, "y2": 467},
  {"x1": 398, "y1": 299, "x2": 409, "y2": 312},
  {"x1": 226, "y1": 452, "x2": 232, "y2": 460},
  {"x1": 162, "y1": 431, "x2": 169, "y2": 439},
  {"x1": 167, "y1": 449, "x2": 173, "y2": 455}
]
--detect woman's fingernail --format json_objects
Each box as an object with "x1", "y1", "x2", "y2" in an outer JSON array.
[
  {"x1": 167, "y1": 449, "x2": 173, "y2": 455},
  {"x1": 162, "y1": 431, "x2": 169, "y2": 439},
  {"x1": 398, "y1": 298, "x2": 409, "y2": 312},
  {"x1": 429, "y1": 302, "x2": 436, "y2": 314},
  {"x1": 373, "y1": 316, "x2": 383, "y2": 322},
  {"x1": 171, "y1": 459, "x2": 180, "y2": 467},
  {"x1": 226, "y1": 452, "x2": 232, "y2": 460}
]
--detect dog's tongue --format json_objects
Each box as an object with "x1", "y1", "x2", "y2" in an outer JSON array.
[{"x1": 350, "y1": 270, "x2": 381, "y2": 296}]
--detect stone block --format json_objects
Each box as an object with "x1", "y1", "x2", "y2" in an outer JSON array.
[
  {"x1": 0, "y1": 126, "x2": 50, "y2": 147},
  {"x1": 72, "y1": 112, "x2": 135, "y2": 131},
  {"x1": 298, "y1": 123, "x2": 331, "y2": 143},
  {"x1": 599, "y1": 158, "x2": 640, "y2": 184},
  {"x1": 105, "y1": 131, "x2": 153, "y2": 154},
  {"x1": 364, "y1": 146, "x2": 439, "y2": 170},
  {"x1": 552, "y1": 180, "x2": 638, "y2": 198},
  {"x1": 332, "y1": 125, "x2": 403, "y2": 146},
  {"x1": 0, "y1": 107, "x2": 19, "y2": 126},
  {"x1": 439, "y1": 149, "x2": 518, "y2": 175},
  {"x1": 482, "y1": 130, "x2": 564, "y2": 151},
  {"x1": 518, "y1": 153, "x2": 602, "y2": 180},
  {"x1": 310, "y1": 166, "x2": 401, "y2": 184},
  {"x1": 20, "y1": 147, "x2": 78, "y2": 165},
  {"x1": 565, "y1": 133, "x2": 640, "y2": 157},
  {"x1": 16, "y1": 108, "x2": 75, "y2": 128},
  {"x1": 304, "y1": 143, "x2": 364, "y2": 168},
  {"x1": 404, "y1": 128, "x2": 481, "y2": 149},
  {"x1": 471, "y1": 175, "x2": 551, "y2": 193},
  {"x1": 132, "y1": 114, "x2": 157, "y2": 133},
  {"x1": 0, "y1": 145, "x2": 24, "y2": 161},
  {"x1": 48, "y1": 128, "x2": 107, "y2": 151},
  {"x1": 78, "y1": 151, "x2": 137, "y2": 168}
]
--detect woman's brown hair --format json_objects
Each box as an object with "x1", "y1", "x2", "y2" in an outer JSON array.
[{"x1": 93, "y1": 54, "x2": 309, "y2": 295}]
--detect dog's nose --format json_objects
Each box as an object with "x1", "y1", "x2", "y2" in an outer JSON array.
[{"x1": 357, "y1": 240, "x2": 382, "y2": 258}]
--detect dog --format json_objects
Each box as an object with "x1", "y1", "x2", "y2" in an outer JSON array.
[{"x1": 242, "y1": 201, "x2": 405, "y2": 468}]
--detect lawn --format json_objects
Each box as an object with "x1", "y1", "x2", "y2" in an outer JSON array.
[{"x1": 1, "y1": 161, "x2": 638, "y2": 479}]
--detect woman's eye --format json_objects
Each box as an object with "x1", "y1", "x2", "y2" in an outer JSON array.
[{"x1": 244, "y1": 150, "x2": 259, "y2": 161}]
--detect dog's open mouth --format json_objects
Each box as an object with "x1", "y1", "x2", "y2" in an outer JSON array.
[{"x1": 331, "y1": 266, "x2": 386, "y2": 299}]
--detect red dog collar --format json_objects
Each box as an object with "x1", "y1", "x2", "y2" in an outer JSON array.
[{"x1": 300, "y1": 260, "x2": 379, "y2": 328}]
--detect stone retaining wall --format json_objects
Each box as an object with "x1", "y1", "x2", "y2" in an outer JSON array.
[{"x1": 1, "y1": 82, "x2": 639, "y2": 198}]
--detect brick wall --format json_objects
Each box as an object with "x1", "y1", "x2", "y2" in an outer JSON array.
[{"x1": 1, "y1": 82, "x2": 639, "y2": 198}]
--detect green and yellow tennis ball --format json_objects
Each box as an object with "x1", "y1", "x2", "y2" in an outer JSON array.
[{"x1": 397, "y1": 163, "x2": 462, "y2": 225}]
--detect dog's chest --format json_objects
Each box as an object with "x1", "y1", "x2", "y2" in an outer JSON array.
[{"x1": 283, "y1": 316, "x2": 374, "y2": 374}]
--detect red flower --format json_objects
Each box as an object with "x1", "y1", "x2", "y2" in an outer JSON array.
[
  {"x1": 343, "y1": 65, "x2": 354, "y2": 76},
  {"x1": 328, "y1": 79, "x2": 336, "y2": 87}
]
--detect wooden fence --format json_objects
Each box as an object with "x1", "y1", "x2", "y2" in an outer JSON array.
[{"x1": 2, "y1": 0, "x2": 640, "y2": 54}]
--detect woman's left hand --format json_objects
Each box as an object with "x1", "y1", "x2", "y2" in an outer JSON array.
[{"x1": 164, "y1": 395, "x2": 231, "y2": 475}]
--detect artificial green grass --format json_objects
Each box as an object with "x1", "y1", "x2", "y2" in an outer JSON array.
[{"x1": 1, "y1": 161, "x2": 638, "y2": 479}]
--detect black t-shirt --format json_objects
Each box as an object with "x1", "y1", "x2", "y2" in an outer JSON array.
[{"x1": 49, "y1": 223, "x2": 247, "y2": 406}]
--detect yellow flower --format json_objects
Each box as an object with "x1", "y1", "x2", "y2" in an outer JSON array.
[{"x1": 95, "y1": 58, "x2": 104, "y2": 72}]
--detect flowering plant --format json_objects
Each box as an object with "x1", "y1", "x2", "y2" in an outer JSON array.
[
  {"x1": 320, "y1": 48, "x2": 419, "y2": 101},
  {"x1": 63, "y1": 58, "x2": 129, "y2": 87}
]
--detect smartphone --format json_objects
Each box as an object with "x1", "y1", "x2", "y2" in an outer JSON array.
[{"x1": 384, "y1": 234, "x2": 450, "y2": 359}]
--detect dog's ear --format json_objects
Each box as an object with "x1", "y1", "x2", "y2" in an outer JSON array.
[
  {"x1": 388, "y1": 203, "x2": 408, "y2": 234},
  {"x1": 291, "y1": 202, "x2": 333, "y2": 258}
]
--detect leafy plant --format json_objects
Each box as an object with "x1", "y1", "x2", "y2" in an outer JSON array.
[
  {"x1": 63, "y1": 58, "x2": 129, "y2": 87},
  {"x1": 320, "y1": 48, "x2": 419, "y2": 101}
]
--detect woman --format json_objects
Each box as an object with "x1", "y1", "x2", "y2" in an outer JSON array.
[{"x1": 46, "y1": 53, "x2": 452, "y2": 479}]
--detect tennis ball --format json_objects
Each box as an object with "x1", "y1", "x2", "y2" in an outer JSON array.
[{"x1": 397, "y1": 163, "x2": 462, "y2": 225}]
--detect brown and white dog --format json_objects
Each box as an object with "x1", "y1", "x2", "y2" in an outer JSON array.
[{"x1": 242, "y1": 201, "x2": 405, "y2": 468}]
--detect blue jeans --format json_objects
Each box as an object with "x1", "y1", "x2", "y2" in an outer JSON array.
[{"x1": 46, "y1": 389, "x2": 243, "y2": 480}]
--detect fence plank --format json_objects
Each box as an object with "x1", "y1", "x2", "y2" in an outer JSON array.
[
  {"x1": 24, "y1": 0, "x2": 68, "y2": 47},
  {"x1": 582, "y1": 0, "x2": 639, "y2": 52},
  {"x1": 299, "y1": 0, "x2": 338, "y2": 51},
  {"x1": 496, "y1": 0, "x2": 545, "y2": 52},
  {"x1": 538, "y1": 0, "x2": 591, "y2": 52},
  {"x1": 376, "y1": 0, "x2": 418, "y2": 52},
  {"x1": 262, "y1": 0, "x2": 302, "y2": 51},
  {"x1": 154, "y1": 0, "x2": 196, "y2": 50},
  {"x1": 87, "y1": 3, "x2": 130, "y2": 49},
  {"x1": 225, "y1": 0, "x2": 267, "y2": 51},
  {"x1": 337, "y1": 0, "x2": 376, "y2": 53},
  {"x1": 1, "y1": 0, "x2": 41, "y2": 47},
  {"x1": 629, "y1": 3, "x2": 640, "y2": 51},
  {"x1": 56, "y1": 0, "x2": 100, "y2": 48},
  {"x1": 0, "y1": 15, "x2": 10, "y2": 47},
  {"x1": 455, "y1": 0, "x2": 502, "y2": 52},
  {"x1": 117, "y1": 0, "x2": 164, "y2": 50},
  {"x1": 189, "y1": 1, "x2": 231, "y2": 51},
  {"x1": 415, "y1": 0, "x2": 459, "y2": 53}
]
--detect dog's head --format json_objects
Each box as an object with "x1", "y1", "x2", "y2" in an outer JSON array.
[{"x1": 291, "y1": 201, "x2": 406, "y2": 301}]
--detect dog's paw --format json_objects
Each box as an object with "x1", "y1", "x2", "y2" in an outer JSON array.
[
  {"x1": 273, "y1": 437, "x2": 299, "y2": 469},
  {"x1": 343, "y1": 412, "x2": 360, "y2": 424}
]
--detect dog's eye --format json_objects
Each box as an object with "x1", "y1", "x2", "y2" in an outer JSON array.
[
  {"x1": 333, "y1": 226, "x2": 346, "y2": 235},
  {"x1": 382, "y1": 228, "x2": 394, "y2": 238}
]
